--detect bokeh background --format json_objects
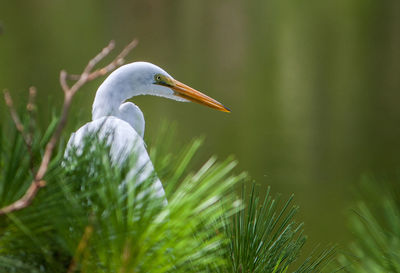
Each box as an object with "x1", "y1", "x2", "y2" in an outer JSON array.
[{"x1": 1, "y1": 0, "x2": 399, "y2": 250}]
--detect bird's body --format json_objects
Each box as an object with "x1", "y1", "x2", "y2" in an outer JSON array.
[{"x1": 66, "y1": 62, "x2": 229, "y2": 199}]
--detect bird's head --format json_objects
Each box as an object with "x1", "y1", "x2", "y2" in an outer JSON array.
[{"x1": 133, "y1": 62, "x2": 231, "y2": 113}]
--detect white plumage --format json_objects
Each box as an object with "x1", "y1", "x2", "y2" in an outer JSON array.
[{"x1": 65, "y1": 61, "x2": 230, "y2": 199}]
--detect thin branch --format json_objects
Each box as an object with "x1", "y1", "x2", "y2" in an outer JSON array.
[
  {"x1": 86, "y1": 39, "x2": 138, "y2": 81},
  {"x1": 26, "y1": 86, "x2": 37, "y2": 173},
  {"x1": 3, "y1": 89, "x2": 35, "y2": 167},
  {"x1": 3, "y1": 90, "x2": 25, "y2": 136},
  {"x1": 59, "y1": 70, "x2": 70, "y2": 92},
  {"x1": 3, "y1": 88, "x2": 37, "y2": 174},
  {"x1": 82, "y1": 40, "x2": 115, "y2": 77},
  {"x1": 0, "y1": 39, "x2": 138, "y2": 215},
  {"x1": 66, "y1": 74, "x2": 81, "y2": 81},
  {"x1": 26, "y1": 86, "x2": 37, "y2": 113},
  {"x1": 0, "y1": 180, "x2": 46, "y2": 213}
]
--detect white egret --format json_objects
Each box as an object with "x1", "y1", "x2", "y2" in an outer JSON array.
[{"x1": 66, "y1": 62, "x2": 230, "y2": 198}]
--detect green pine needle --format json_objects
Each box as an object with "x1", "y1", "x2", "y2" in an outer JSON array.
[
  {"x1": 338, "y1": 178, "x2": 400, "y2": 272},
  {"x1": 220, "y1": 183, "x2": 334, "y2": 273},
  {"x1": 0, "y1": 113, "x2": 334, "y2": 272}
]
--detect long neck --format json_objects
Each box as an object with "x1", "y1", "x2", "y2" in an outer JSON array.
[
  {"x1": 92, "y1": 84, "x2": 125, "y2": 120},
  {"x1": 92, "y1": 67, "x2": 140, "y2": 120},
  {"x1": 92, "y1": 62, "x2": 178, "y2": 120}
]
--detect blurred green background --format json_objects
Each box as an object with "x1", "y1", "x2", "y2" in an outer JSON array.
[{"x1": 1, "y1": 0, "x2": 399, "y2": 250}]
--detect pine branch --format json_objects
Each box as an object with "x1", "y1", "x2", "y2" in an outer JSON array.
[{"x1": 0, "y1": 39, "x2": 138, "y2": 215}]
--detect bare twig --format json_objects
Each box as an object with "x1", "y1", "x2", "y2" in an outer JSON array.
[
  {"x1": 3, "y1": 87, "x2": 37, "y2": 174},
  {"x1": 26, "y1": 86, "x2": 37, "y2": 172},
  {"x1": 27, "y1": 86, "x2": 37, "y2": 112},
  {"x1": 87, "y1": 39, "x2": 138, "y2": 81},
  {"x1": 3, "y1": 89, "x2": 35, "y2": 171},
  {"x1": 3, "y1": 90, "x2": 25, "y2": 136},
  {"x1": 59, "y1": 70, "x2": 70, "y2": 92},
  {"x1": 66, "y1": 40, "x2": 138, "y2": 83},
  {"x1": 66, "y1": 74, "x2": 82, "y2": 81},
  {"x1": 0, "y1": 39, "x2": 138, "y2": 215}
]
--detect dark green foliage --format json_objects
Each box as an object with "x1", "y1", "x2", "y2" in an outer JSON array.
[
  {"x1": 338, "y1": 178, "x2": 400, "y2": 272},
  {"x1": 0, "y1": 121, "x2": 242, "y2": 272},
  {"x1": 220, "y1": 184, "x2": 334, "y2": 273},
  {"x1": 228, "y1": 185, "x2": 304, "y2": 272},
  {"x1": 0, "y1": 113, "x2": 333, "y2": 272}
]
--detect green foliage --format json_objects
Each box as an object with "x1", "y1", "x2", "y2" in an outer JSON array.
[
  {"x1": 220, "y1": 184, "x2": 334, "y2": 273},
  {"x1": 338, "y1": 178, "x2": 400, "y2": 272},
  {"x1": 150, "y1": 123, "x2": 335, "y2": 272},
  {"x1": 0, "y1": 120, "x2": 243, "y2": 272},
  {"x1": 0, "y1": 114, "x2": 333, "y2": 272}
]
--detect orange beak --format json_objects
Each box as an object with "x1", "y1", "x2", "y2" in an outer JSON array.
[{"x1": 171, "y1": 79, "x2": 231, "y2": 113}]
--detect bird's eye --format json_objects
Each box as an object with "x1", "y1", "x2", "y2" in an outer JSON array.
[{"x1": 154, "y1": 74, "x2": 171, "y2": 86}]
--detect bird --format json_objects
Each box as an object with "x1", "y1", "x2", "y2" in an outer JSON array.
[{"x1": 65, "y1": 61, "x2": 230, "y2": 199}]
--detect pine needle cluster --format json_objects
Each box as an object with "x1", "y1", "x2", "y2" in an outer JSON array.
[
  {"x1": 338, "y1": 178, "x2": 400, "y2": 272},
  {"x1": 223, "y1": 185, "x2": 334, "y2": 273},
  {"x1": 0, "y1": 111, "x2": 333, "y2": 272}
]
